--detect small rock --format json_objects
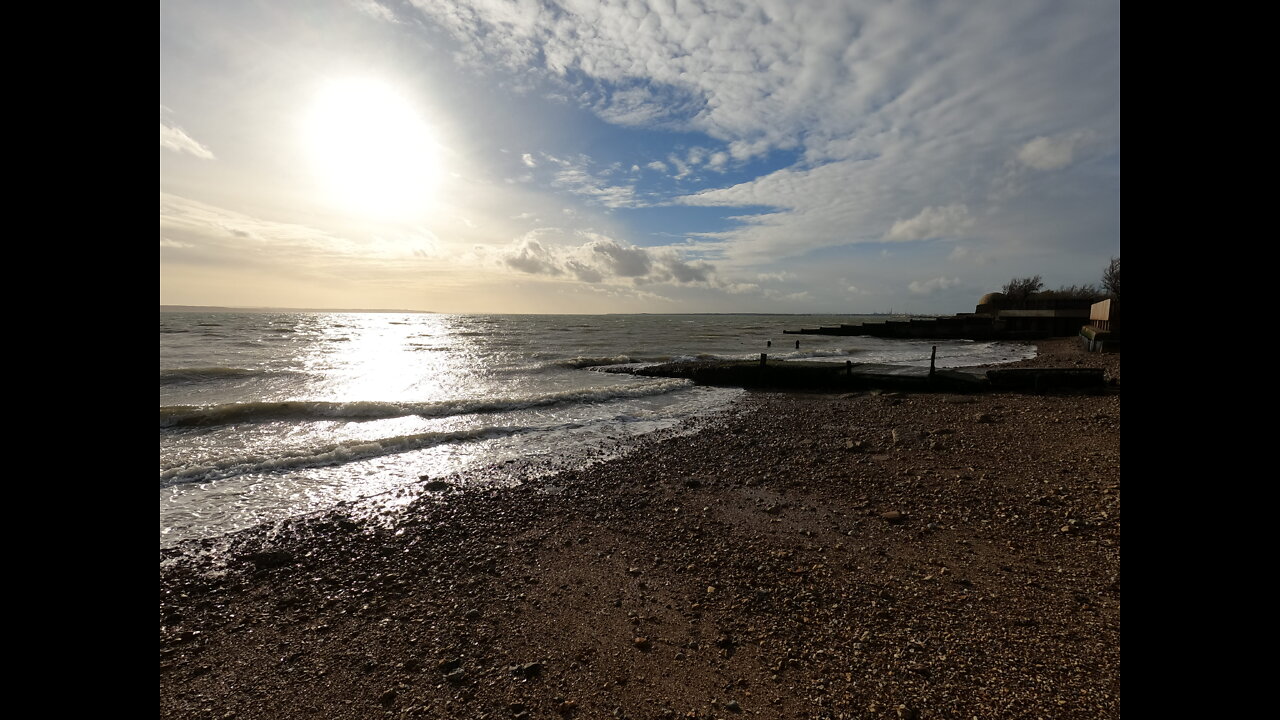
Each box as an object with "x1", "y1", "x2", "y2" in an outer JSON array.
[
  {"x1": 725, "y1": 700, "x2": 742, "y2": 713},
  {"x1": 244, "y1": 550, "x2": 294, "y2": 569},
  {"x1": 511, "y1": 662, "x2": 543, "y2": 678},
  {"x1": 379, "y1": 689, "x2": 397, "y2": 706},
  {"x1": 974, "y1": 413, "x2": 994, "y2": 423},
  {"x1": 633, "y1": 637, "x2": 651, "y2": 650},
  {"x1": 422, "y1": 480, "x2": 451, "y2": 491},
  {"x1": 880, "y1": 511, "x2": 906, "y2": 524}
]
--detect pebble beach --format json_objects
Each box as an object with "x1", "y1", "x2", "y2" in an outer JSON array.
[{"x1": 160, "y1": 338, "x2": 1120, "y2": 719}]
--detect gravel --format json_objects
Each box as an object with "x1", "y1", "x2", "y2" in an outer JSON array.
[{"x1": 161, "y1": 339, "x2": 1120, "y2": 719}]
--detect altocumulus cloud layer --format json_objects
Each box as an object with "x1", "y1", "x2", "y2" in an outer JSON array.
[
  {"x1": 161, "y1": 0, "x2": 1118, "y2": 312},
  {"x1": 408, "y1": 0, "x2": 1118, "y2": 280}
]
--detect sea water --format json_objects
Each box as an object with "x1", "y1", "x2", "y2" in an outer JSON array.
[{"x1": 160, "y1": 312, "x2": 1034, "y2": 548}]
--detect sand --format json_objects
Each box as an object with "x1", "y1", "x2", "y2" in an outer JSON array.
[{"x1": 160, "y1": 338, "x2": 1119, "y2": 719}]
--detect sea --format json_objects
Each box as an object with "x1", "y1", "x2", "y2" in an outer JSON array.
[{"x1": 160, "y1": 312, "x2": 1036, "y2": 550}]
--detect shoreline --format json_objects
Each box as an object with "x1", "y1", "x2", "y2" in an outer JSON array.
[{"x1": 161, "y1": 338, "x2": 1119, "y2": 718}]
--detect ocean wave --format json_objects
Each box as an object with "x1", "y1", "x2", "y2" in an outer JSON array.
[
  {"x1": 159, "y1": 424, "x2": 535, "y2": 487},
  {"x1": 770, "y1": 348, "x2": 853, "y2": 361},
  {"x1": 159, "y1": 378, "x2": 693, "y2": 428},
  {"x1": 159, "y1": 366, "x2": 269, "y2": 385},
  {"x1": 558, "y1": 355, "x2": 648, "y2": 369}
]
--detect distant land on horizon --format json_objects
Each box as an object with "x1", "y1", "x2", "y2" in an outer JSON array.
[{"x1": 161, "y1": 306, "x2": 935, "y2": 317}]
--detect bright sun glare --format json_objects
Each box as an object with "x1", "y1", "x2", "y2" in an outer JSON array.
[{"x1": 303, "y1": 78, "x2": 440, "y2": 221}]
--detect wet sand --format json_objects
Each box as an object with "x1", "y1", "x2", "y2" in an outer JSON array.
[{"x1": 160, "y1": 338, "x2": 1119, "y2": 719}]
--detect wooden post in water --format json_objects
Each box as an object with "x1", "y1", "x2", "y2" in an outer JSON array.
[
  {"x1": 929, "y1": 345, "x2": 937, "y2": 379},
  {"x1": 760, "y1": 353, "x2": 767, "y2": 367},
  {"x1": 846, "y1": 360, "x2": 852, "y2": 376}
]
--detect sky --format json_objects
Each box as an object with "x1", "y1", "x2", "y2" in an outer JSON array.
[{"x1": 160, "y1": 0, "x2": 1120, "y2": 314}]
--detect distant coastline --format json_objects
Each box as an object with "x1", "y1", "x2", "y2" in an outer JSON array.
[
  {"x1": 160, "y1": 305, "x2": 435, "y2": 314},
  {"x1": 161, "y1": 306, "x2": 937, "y2": 317}
]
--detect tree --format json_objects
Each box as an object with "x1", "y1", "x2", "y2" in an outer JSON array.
[
  {"x1": 1002, "y1": 275, "x2": 1044, "y2": 302},
  {"x1": 1039, "y1": 284, "x2": 1103, "y2": 302},
  {"x1": 1102, "y1": 256, "x2": 1120, "y2": 299}
]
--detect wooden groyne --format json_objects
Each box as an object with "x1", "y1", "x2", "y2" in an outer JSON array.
[
  {"x1": 626, "y1": 358, "x2": 1105, "y2": 393},
  {"x1": 783, "y1": 314, "x2": 1021, "y2": 340}
]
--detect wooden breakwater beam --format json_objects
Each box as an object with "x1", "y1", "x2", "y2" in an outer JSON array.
[{"x1": 626, "y1": 359, "x2": 1105, "y2": 394}]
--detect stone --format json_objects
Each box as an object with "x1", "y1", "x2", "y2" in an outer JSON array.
[
  {"x1": 511, "y1": 662, "x2": 543, "y2": 678},
  {"x1": 881, "y1": 511, "x2": 906, "y2": 524},
  {"x1": 244, "y1": 550, "x2": 294, "y2": 569}
]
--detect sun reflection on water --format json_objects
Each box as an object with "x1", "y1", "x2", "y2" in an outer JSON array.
[{"x1": 302, "y1": 313, "x2": 481, "y2": 403}]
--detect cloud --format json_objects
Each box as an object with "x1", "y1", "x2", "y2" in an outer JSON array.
[
  {"x1": 406, "y1": 1, "x2": 1119, "y2": 269},
  {"x1": 160, "y1": 121, "x2": 215, "y2": 159},
  {"x1": 539, "y1": 153, "x2": 644, "y2": 208},
  {"x1": 887, "y1": 205, "x2": 973, "y2": 242},
  {"x1": 908, "y1": 276, "x2": 960, "y2": 295},
  {"x1": 349, "y1": 0, "x2": 397, "y2": 23},
  {"x1": 159, "y1": 193, "x2": 440, "y2": 265},
  {"x1": 495, "y1": 230, "x2": 714, "y2": 286},
  {"x1": 1017, "y1": 131, "x2": 1094, "y2": 170},
  {"x1": 503, "y1": 236, "x2": 563, "y2": 276},
  {"x1": 667, "y1": 154, "x2": 691, "y2": 180},
  {"x1": 587, "y1": 236, "x2": 652, "y2": 277},
  {"x1": 948, "y1": 244, "x2": 991, "y2": 265},
  {"x1": 757, "y1": 271, "x2": 796, "y2": 283},
  {"x1": 521, "y1": 153, "x2": 537, "y2": 167}
]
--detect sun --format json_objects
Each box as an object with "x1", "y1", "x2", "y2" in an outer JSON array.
[{"x1": 303, "y1": 78, "x2": 440, "y2": 221}]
